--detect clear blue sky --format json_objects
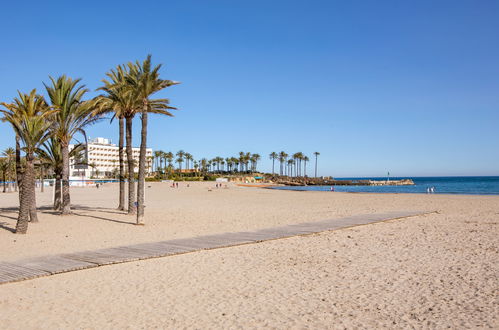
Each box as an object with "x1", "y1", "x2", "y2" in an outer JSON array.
[{"x1": 1, "y1": 0, "x2": 498, "y2": 177}]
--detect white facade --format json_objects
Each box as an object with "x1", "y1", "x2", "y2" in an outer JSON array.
[{"x1": 69, "y1": 137, "x2": 153, "y2": 180}]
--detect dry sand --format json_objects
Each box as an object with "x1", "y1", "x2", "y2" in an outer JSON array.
[{"x1": 0, "y1": 182, "x2": 498, "y2": 328}]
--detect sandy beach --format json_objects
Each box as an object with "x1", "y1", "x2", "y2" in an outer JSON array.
[{"x1": 0, "y1": 182, "x2": 497, "y2": 328}]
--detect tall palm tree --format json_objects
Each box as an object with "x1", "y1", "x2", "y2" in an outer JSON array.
[
  {"x1": 165, "y1": 152, "x2": 174, "y2": 174},
  {"x1": 313, "y1": 151, "x2": 320, "y2": 177},
  {"x1": 153, "y1": 150, "x2": 162, "y2": 172},
  {"x1": 269, "y1": 152, "x2": 277, "y2": 175},
  {"x1": 126, "y1": 55, "x2": 178, "y2": 225},
  {"x1": 287, "y1": 159, "x2": 295, "y2": 177},
  {"x1": 303, "y1": 155, "x2": 309, "y2": 177},
  {"x1": 200, "y1": 158, "x2": 208, "y2": 173},
  {"x1": 94, "y1": 65, "x2": 140, "y2": 212},
  {"x1": 251, "y1": 153, "x2": 261, "y2": 172},
  {"x1": 176, "y1": 150, "x2": 185, "y2": 171},
  {"x1": 1, "y1": 90, "x2": 54, "y2": 233},
  {"x1": 278, "y1": 151, "x2": 288, "y2": 176},
  {"x1": 45, "y1": 75, "x2": 99, "y2": 215}
]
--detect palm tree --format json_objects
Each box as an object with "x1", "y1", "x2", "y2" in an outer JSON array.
[
  {"x1": 313, "y1": 151, "x2": 320, "y2": 177},
  {"x1": 45, "y1": 75, "x2": 99, "y2": 215},
  {"x1": 251, "y1": 153, "x2": 261, "y2": 172},
  {"x1": 175, "y1": 157, "x2": 183, "y2": 171},
  {"x1": 153, "y1": 151, "x2": 162, "y2": 173},
  {"x1": 287, "y1": 159, "x2": 294, "y2": 177},
  {"x1": 165, "y1": 152, "x2": 174, "y2": 174},
  {"x1": 278, "y1": 151, "x2": 288, "y2": 176},
  {"x1": 303, "y1": 155, "x2": 309, "y2": 177},
  {"x1": 1, "y1": 90, "x2": 54, "y2": 233},
  {"x1": 269, "y1": 152, "x2": 277, "y2": 175},
  {"x1": 2, "y1": 148, "x2": 15, "y2": 192},
  {"x1": 200, "y1": 158, "x2": 208, "y2": 173},
  {"x1": 0, "y1": 159, "x2": 8, "y2": 193},
  {"x1": 94, "y1": 65, "x2": 140, "y2": 212},
  {"x1": 126, "y1": 55, "x2": 178, "y2": 225},
  {"x1": 176, "y1": 150, "x2": 185, "y2": 171}
]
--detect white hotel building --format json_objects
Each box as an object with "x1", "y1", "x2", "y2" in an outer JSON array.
[{"x1": 69, "y1": 137, "x2": 153, "y2": 180}]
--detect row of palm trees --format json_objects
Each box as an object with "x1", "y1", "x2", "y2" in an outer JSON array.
[
  {"x1": 150, "y1": 150, "x2": 320, "y2": 177},
  {"x1": 269, "y1": 151, "x2": 320, "y2": 177},
  {"x1": 151, "y1": 151, "x2": 263, "y2": 175},
  {"x1": 0, "y1": 55, "x2": 178, "y2": 233}
]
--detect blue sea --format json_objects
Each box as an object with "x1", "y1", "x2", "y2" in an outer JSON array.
[{"x1": 270, "y1": 176, "x2": 499, "y2": 195}]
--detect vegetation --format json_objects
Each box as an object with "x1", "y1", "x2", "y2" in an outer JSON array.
[
  {"x1": 0, "y1": 55, "x2": 179, "y2": 232},
  {"x1": 0, "y1": 90, "x2": 54, "y2": 233},
  {"x1": 45, "y1": 76, "x2": 99, "y2": 215}
]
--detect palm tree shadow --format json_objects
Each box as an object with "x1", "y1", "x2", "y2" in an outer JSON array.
[
  {"x1": 72, "y1": 205, "x2": 127, "y2": 215},
  {"x1": 0, "y1": 212, "x2": 17, "y2": 221},
  {"x1": 0, "y1": 222, "x2": 15, "y2": 233},
  {"x1": 71, "y1": 211, "x2": 136, "y2": 225}
]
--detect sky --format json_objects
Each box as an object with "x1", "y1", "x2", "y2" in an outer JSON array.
[{"x1": 0, "y1": 0, "x2": 498, "y2": 177}]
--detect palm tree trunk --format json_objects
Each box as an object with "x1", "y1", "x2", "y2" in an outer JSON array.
[
  {"x1": 15, "y1": 135, "x2": 22, "y2": 193},
  {"x1": 315, "y1": 155, "x2": 318, "y2": 177},
  {"x1": 125, "y1": 116, "x2": 136, "y2": 214},
  {"x1": 54, "y1": 172, "x2": 62, "y2": 210},
  {"x1": 16, "y1": 152, "x2": 35, "y2": 234},
  {"x1": 136, "y1": 109, "x2": 147, "y2": 225},
  {"x1": 118, "y1": 116, "x2": 125, "y2": 211},
  {"x1": 61, "y1": 143, "x2": 71, "y2": 215},
  {"x1": 2, "y1": 173, "x2": 6, "y2": 193},
  {"x1": 29, "y1": 172, "x2": 39, "y2": 222}
]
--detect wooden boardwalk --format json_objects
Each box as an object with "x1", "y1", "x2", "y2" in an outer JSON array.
[{"x1": 0, "y1": 211, "x2": 431, "y2": 285}]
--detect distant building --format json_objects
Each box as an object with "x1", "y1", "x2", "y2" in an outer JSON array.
[{"x1": 69, "y1": 137, "x2": 153, "y2": 180}]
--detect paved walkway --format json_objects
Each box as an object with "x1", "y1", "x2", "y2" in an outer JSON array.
[{"x1": 0, "y1": 211, "x2": 431, "y2": 285}]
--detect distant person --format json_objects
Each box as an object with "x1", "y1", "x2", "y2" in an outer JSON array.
[
  {"x1": 330, "y1": 186, "x2": 334, "y2": 192},
  {"x1": 427, "y1": 187, "x2": 430, "y2": 194}
]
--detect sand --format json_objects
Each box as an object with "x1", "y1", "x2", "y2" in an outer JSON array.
[{"x1": 0, "y1": 182, "x2": 498, "y2": 328}]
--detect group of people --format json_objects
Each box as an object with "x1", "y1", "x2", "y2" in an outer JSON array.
[{"x1": 426, "y1": 186, "x2": 436, "y2": 194}]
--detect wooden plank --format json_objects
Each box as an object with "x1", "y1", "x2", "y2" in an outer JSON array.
[
  {"x1": 192, "y1": 233, "x2": 254, "y2": 246},
  {"x1": 0, "y1": 262, "x2": 50, "y2": 283},
  {"x1": 229, "y1": 231, "x2": 278, "y2": 242},
  {"x1": 62, "y1": 249, "x2": 140, "y2": 265},
  {"x1": 162, "y1": 238, "x2": 222, "y2": 251},
  {"x1": 18, "y1": 256, "x2": 95, "y2": 274}
]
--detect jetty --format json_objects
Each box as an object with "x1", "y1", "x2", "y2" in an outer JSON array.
[{"x1": 264, "y1": 175, "x2": 415, "y2": 187}]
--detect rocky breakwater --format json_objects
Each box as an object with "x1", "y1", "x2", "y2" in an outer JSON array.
[
  {"x1": 266, "y1": 175, "x2": 414, "y2": 186},
  {"x1": 368, "y1": 179, "x2": 415, "y2": 186}
]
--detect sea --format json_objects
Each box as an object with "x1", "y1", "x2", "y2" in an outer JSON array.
[{"x1": 270, "y1": 176, "x2": 499, "y2": 195}]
